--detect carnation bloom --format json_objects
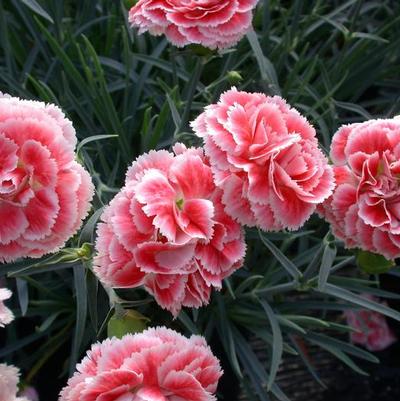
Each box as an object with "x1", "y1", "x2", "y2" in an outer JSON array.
[
  {"x1": 94, "y1": 144, "x2": 245, "y2": 316},
  {"x1": 0, "y1": 94, "x2": 94, "y2": 263},
  {"x1": 129, "y1": 0, "x2": 259, "y2": 49},
  {"x1": 192, "y1": 88, "x2": 335, "y2": 231},
  {"x1": 344, "y1": 295, "x2": 397, "y2": 352},
  {"x1": 59, "y1": 326, "x2": 223, "y2": 401},
  {"x1": 0, "y1": 363, "x2": 30, "y2": 401},
  {"x1": 0, "y1": 287, "x2": 14, "y2": 327},
  {"x1": 319, "y1": 118, "x2": 400, "y2": 259}
]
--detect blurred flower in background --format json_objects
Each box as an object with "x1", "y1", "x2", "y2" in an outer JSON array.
[
  {"x1": 19, "y1": 387, "x2": 39, "y2": 401},
  {"x1": 0, "y1": 363, "x2": 31, "y2": 401},
  {"x1": 345, "y1": 295, "x2": 397, "y2": 352},
  {"x1": 0, "y1": 287, "x2": 14, "y2": 327}
]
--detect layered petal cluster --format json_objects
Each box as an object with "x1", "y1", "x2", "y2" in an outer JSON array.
[
  {"x1": 0, "y1": 364, "x2": 30, "y2": 401},
  {"x1": 319, "y1": 118, "x2": 400, "y2": 259},
  {"x1": 0, "y1": 287, "x2": 14, "y2": 327},
  {"x1": 59, "y1": 327, "x2": 222, "y2": 401},
  {"x1": 192, "y1": 88, "x2": 335, "y2": 231},
  {"x1": 344, "y1": 295, "x2": 397, "y2": 352},
  {"x1": 0, "y1": 94, "x2": 94, "y2": 263},
  {"x1": 94, "y1": 144, "x2": 245, "y2": 315},
  {"x1": 129, "y1": 0, "x2": 259, "y2": 49}
]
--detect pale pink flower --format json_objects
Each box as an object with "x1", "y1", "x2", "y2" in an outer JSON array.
[
  {"x1": 192, "y1": 88, "x2": 335, "y2": 231},
  {"x1": 344, "y1": 295, "x2": 397, "y2": 351},
  {"x1": 129, "y1": 0, "x2": 259, "y2": 50},
  {"x1": 94, "y1": 144, "x2": 245, "y2": 316},
  {"x1": 59, "y1": 326, "x2": 223, "y2": 401},
  {"x1": 0, "y1": 363, "x2": 29, "y2": 401},
  {"x1": 319, "y1": 118, "x2": 400, "y2": 259},
  {"x1": 0, "y1": 94, "x2": 94, "y2": 263},
  {"x1": 0, "y1": 287, "x2": 14, "y2": 327}
]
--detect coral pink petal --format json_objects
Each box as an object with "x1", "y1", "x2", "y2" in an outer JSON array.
[
  {"x1": 144, "y1": 275, "x2": 187, "y2": 316},
  {"x1": 126, "y1": 150, "x2": 174, "y2": 183},
  {"x1": 162, "y1": 371, "x2": 210, "y2": 401},
  {"x1": 135, "y1": 387, "x2": 167, "y2": 401},
  {"x1": 81, "y1": 370, "x2": 142, "y2": 401},
  {"x1": 346, "y1": 123, "x2": 392, "y2": 156},
  {"x1": 0, "y1": 203, "x2": 29, "y2": 244},
  {"x1": 20, "y1": 140, "x2": 58, "y2": 187},
  {"x1": 221, "y1": 174, "x2": 255, "y2": 226},
  {"x1": 0, "y1": 133, "x2": 18, "y2": 176},
  {"x1": 330, "y1": 124, "x2": 355, "y2": 165},
  {"x1": 270, "y1": 187, "x2": 315, "y2": 230},
  {"x1": 22, "y1": 188, "x2": 59, "y2": 240},
  {"x1": 135, "y1": 242, "x2": 196, "y2": 274},
  {"x1": 170, "y1": 153, "x2": 214, "y2": 199},
  {"x1": 180, "y1": 199, "x2": 214, "y2": 240}
]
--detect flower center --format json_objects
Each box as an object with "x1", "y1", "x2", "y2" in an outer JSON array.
[
  {"x1": 0, "y1": 166, "x2": 30, "y2": 204},
  {"x1": 175, "y1": 198, "x2": 184, "y2": 210},
  {"x1": 359, "y1": 156, "x2": 400, "y2": 204}
]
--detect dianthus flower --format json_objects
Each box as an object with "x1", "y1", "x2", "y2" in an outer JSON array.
[
  {"x1": 59, "y1": 327, "x2": 222, "y2": 401},
  {"x1": 94, "y1": 144, "x2": 245, "y2": 315},
  {"x1": 0, "y1": 94, "x2": 94, "y2": 262},
  {"x1": 129, "y1": 0, "x2": 259, "y2": 49},
  {"x1": 192, "y1": 88, "x2": 334, "y2": 231},
  {"x1": 319, "y1": 118, "x2": 400, "y2": 259}
]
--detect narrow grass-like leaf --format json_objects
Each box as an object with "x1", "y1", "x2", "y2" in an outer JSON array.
[
  {"x1": 70, "y1": 263, "x2": 88, "y2": 374},
  {"x1": 323, "y1": 283, "x2": 400, "y2": 321},
  {"x1": 77, "y1": 134, "x2": 118, "y2": 153},
  {"x1": 16, "y1": 278, "x2": 29, "y2": 316},
  {"x1": 307, "y1": 332, "x2": 379, "y2": 363},
  {"x1": 259, "y1": 299, "x2": 283, "y2": 390},
  {"x1": 318, "y1": 241, "x2": 337, "y2": 290},
  {"x1": 258, "y1": 229, "x2": 302, "y2": 280},
  {"x1": 246, "y1": 28, "x2": 281, "y2": 95},
  {"x1": 21, "y1": 0, "x2": 54, "y2": 23}
]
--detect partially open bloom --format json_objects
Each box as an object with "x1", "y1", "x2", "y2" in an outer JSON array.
[
  {"x1": 129, "y1": 0, "x2": 259, "y2": 50},
  {"x1": 0, "y1": 287, "x2": 14, "y2": 327},
  {"x1": 0, "y1": 94, "x2": 94, "y2": 263},
  {"x1": 94, "y1": 144, "x2": 245, "y2": 316},
  {"x1": 192, "y1": 88, "x2": 334, "y2": 231},
  {"x1": 344, "y1": 295, "x2": 397, "y2": 351},
  {"x1": 319, "y1": 118, "x2": 400, "y2": 259},
  {"x1": 59, "y1": 326, "x2": 223, "y2": 401},
  {"x1": 0, "y1": 363, "x2": 30, "y2": 401}
]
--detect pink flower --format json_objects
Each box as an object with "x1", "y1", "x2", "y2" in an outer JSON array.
[
  {"x1": 0, "y1": 94, "x2": 94, "y2": 263},
  {"x1": 129, "y1": 0, "x2": 259, "y2": 49},
  {"x1": 0, "y1": 363, "x2": 30, "y2": 401},
  {"x1": 344, "y1": 295, "x2": 397, "y2": 351},
  {"x1": 59, "y1": 326, "x2": 223, "y2": 401},
  {"x1": 192, "y1": 88, "x2": 335, "y2": 231},
  {"x1": 0, "y1": 287, "x2": 14, "y2": 327},
  {"x1": 94, "y1": 144, "x2": 245, "y2": 316},
  {"x1": 319, "y1": 118, "x2": 400, "y2": 259}
]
